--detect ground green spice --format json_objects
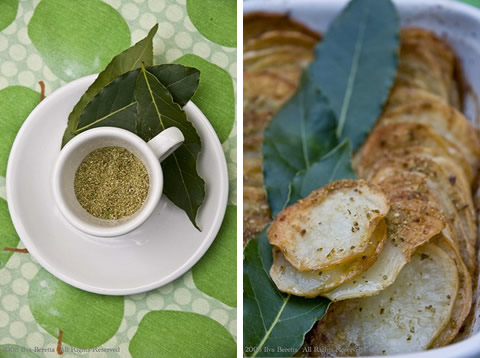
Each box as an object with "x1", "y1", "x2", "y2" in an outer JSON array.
[{"x1": 74, "y1": 146, "x2": 150, "y2": 220}]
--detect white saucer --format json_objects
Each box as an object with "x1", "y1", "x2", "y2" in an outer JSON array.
[{"x1": 6, "y1": 74, "x2": 228, "y2": 295}]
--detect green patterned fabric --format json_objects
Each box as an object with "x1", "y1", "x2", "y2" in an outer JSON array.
[{"x1": 0, "y1": 0, "x2": 236, "y2": 356}]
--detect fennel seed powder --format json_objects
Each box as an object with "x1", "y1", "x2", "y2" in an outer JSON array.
[{"x1": 74, "y1": 146, "x2": 149, "y2": 220}]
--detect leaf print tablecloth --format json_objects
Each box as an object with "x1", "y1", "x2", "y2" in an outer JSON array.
[{"x1": 0, "y1": 0, "x2": 237, "y2": 357}]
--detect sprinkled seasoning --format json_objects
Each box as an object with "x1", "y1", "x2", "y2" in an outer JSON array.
[{"x1": 74, "y1": 146, "x2": 149, "y2": 220}]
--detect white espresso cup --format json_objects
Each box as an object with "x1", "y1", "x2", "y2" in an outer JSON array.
[{"x1": 53, "y1": 127, "x2": 184, "y2": 237}]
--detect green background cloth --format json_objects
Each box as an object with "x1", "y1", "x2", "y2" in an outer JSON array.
[{"x1": 0, "y1": 0, "x2": 237, "y2": 357}]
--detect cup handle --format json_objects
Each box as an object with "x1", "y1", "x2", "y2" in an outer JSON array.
[{"x1": 147, "y1": 127, "x2": 184, "y2": 163}]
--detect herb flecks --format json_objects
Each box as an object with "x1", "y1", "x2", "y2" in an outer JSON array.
[{"x1": 74, "y1": 146, "x2": 149, "y2": 220}]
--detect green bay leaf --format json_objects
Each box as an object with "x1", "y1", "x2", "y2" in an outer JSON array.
[
  {"x1": 287, "y1": 141, "x2": 356, "y2": 207},
  {"x1": 75, "y1": 70, "x2": 138, "y2": 135},
  {"x1": 147, "y1": 64, "x2": 200, "y2": 107},
  {"x1": 135, "y1": 66, "x2": 205, "y2": 229},
  {"x1": 61, "y1": 24, "x2": 158, "y2": 147},
  {"x1": 244, "y1": 230, "x2": 330, "y2": 357},
  {"x1": 262, "y1": 74, "x2": 337, "y2": 216},
  {"x1": 309, "y1": 0, "x2": 399, "y2": 150},
  {"x1": 69, "y1": 65, "x2": 200, "y2": 137}
]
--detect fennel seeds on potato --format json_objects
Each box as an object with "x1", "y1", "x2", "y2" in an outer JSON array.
[{"x1": 74, "y1": 146, "x2": 149, "y2": 220}]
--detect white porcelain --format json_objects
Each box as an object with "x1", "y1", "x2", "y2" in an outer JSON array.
[
  {"x1": 244, "y1": 0, "x2": 480, "y2": 357},
  {"x1": 53, "y1": 126, "x2": 184, "y2": 237},
  {"x1": 6, "y1": 74, "x2": 228, "y2": 295}
]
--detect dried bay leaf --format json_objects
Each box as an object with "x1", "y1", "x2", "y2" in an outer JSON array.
[
  {"x1": 243, "y1": 230, "x2": 330, "y2": 357},
  {"x1": 135, "y1": 65, "x2": 205, "y2": 229},
  {"x1": 73, "y1": 65, "x2": 200, "y2": 137},
  {"x1": 62, "y1": 24, "x2": 158, "y2": 147}
]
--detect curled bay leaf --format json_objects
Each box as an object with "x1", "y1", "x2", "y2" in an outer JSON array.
[
  {"x1": 135, "y1": 65, "x2": 205, "y2": 230},
  {"x1": 61, "y1": 24, "x2": 158, "y2": 147}
]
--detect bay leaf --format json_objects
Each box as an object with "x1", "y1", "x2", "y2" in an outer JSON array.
[
  {"x1": 308, "y1": 0, "x2": 399, "y2": 150},
  {"x1": 287, "y1": 140, "x2": 356, "y2": 207},
  {"x1": 262, "y1": 74, "x2": 337, "y2": 216},
  {"x1": 72, "y1": 65, "x2": 200, "y2": 137},
  {"x1": 75, "y1": 70, "x2": 138, "y2": 134},
  {"x1": 243, "y1": 230, "x2": 330, "y2": 357},
  {"x1": 61, "y1": 24, "x2": 158, "y2": 147},
  {"x1": 135, "y1": 65, "x2": 205, "y2": 229},
  {"x1": 147, "y1": 65, "x2": 200, "y2": 107}
]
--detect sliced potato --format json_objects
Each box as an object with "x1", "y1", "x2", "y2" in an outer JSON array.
[
  {"x1": 385, "y1": 85, "x2": 447, "y2": 111},
  {"x1": 324, "y1": 190, "x2": 445, "y2": 301},
  {"x1": 243, "y1": 186, "x2": 271, "y2": 244},
  {"x1": 378, "y1": 100, "x2": 480, "y2": 174},
  {"x1": 244, "y1": 71, "x2": 296, "y2": 114},
  {"x1": 243, "y1": 12, "x2": 321, "y2": 44},
  {"x1": 395, "y1": 40, "x2": 449, "y2": 102},
  {"x1": 431, "y1": 235, "x2": 472, "y2": 348},
  {"x1": 369, "y1": 153, "x2": 476, "y2": 258},
  {"x1": 244, "y1": 30, "x2": 318, "y2": 53},
  {"x1": 243, "y1": 72, "x2": 296, "y2": 157},
  {"x1": 401, "y1": 27, "x2": 459, "y2": 106},
  {"x1": 268, "y1": 179, "x2": 389, "y2": 271},
  {"x1": 371, "y1": 168, "x2": 476, "y2": 274},
  {"x1": 354, "y1": 121, "x2": 472, "y2": 183},
  {"x1": 243, "y1": 157, "x2": 263, "y2": 188},
  {"x1": 309, "y1": 243, "x2": 459, "y2": 356},
  {"x1": 245, "y1": 53, "x2": 313, "y2": 83},
  {"x1": 244, "y1": 46, "x2": 314, "y2": 67},
  {"x1": 270, "y1": 220, "x2": 386, "y2": 297}
]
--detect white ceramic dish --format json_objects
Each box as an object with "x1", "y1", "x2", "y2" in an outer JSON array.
[
  {"x1": 244, "y1": 0, "x2": 480, "y2": 357},
  {"x1": 6, "y1": 74, "x2": 228, "y2": 295}
]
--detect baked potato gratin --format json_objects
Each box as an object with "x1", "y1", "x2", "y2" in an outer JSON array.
[{"x1": 243, "y1": 13, "x2": 480, "y2": 356}]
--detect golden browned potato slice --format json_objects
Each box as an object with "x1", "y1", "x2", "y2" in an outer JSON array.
[
  {"x1": 245, "y1": 53, "x2": 314, "y2": 84},
  {"x1": 323, "y1": 190, "x2": 445, "y2": 301},
  {"x1": 243, "y1": 72, "x2": 296, "y2": 157},
  {"x1": 243, "y1": 186, "x2": 271, "y2": 245},
  {"x1": 369, "y1": 153, "x2": 476, "y2": 255},
  {"x1": 399, "y1": 28, "x2": 458, "y2": 103},
  {"x1": 244, "y1": 72, "x2": 296, "y2": 114},
  {"x1": 309, "y1": 243, "x2": 459, "y2": 356},
  {"x1": 270, "y1": 220, "x2": 386, "y2": 297},
  {"x1": 371, "y1": 168, "x2": 476, "y2": 274},
  {"x1": 243, "y1": 157, "x2": 263, "y2": 188},
  {"x1": 385, "y1": 85, "x2": 447, "y2": 111},
  {"x1": 244, "y1": 46, "x2": 314, "y2": 67},
  {"x1": 395, "y1": 39, "x2": 449, "y2": 102},
  {"x1": 243, "y1": 12, "x2": 321, "y2": 44},
  {"x1": 268, "y1": 179, "x2": 389, "y2": 272},
  {"x1": 244, "y1": 30, "x2": 318, "y2": 53},
  {"x1": 378, "y1": 100, "x2": 480, "y2": 174},
  {"x1": 354, "y1": 121, "x2": 472, "y2": 183},
  {"x1": 431, "y1": 235, "x2": 472, "y2": 347}
]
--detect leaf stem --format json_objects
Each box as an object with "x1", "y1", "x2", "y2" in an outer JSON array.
[
  {"x1": 252, "y1": 295, "x2": 291, "y2": 357},
  {"x1": 74, "y1": 102, "x2": 136, "y2": 133},
  {"x1": 3, "y1": 248, "x2": 28, "y2": 253},
  {"x1": 57, "y1": 329, "x2": 63, "y2": 355}
]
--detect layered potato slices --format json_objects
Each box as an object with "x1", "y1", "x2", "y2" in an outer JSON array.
[
  {"x1": 243, "y1": 14, "x2": 321, "y2": 244},
  {"x1": 244, "y1": 14, "x2": 478, "y2": 355}
]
